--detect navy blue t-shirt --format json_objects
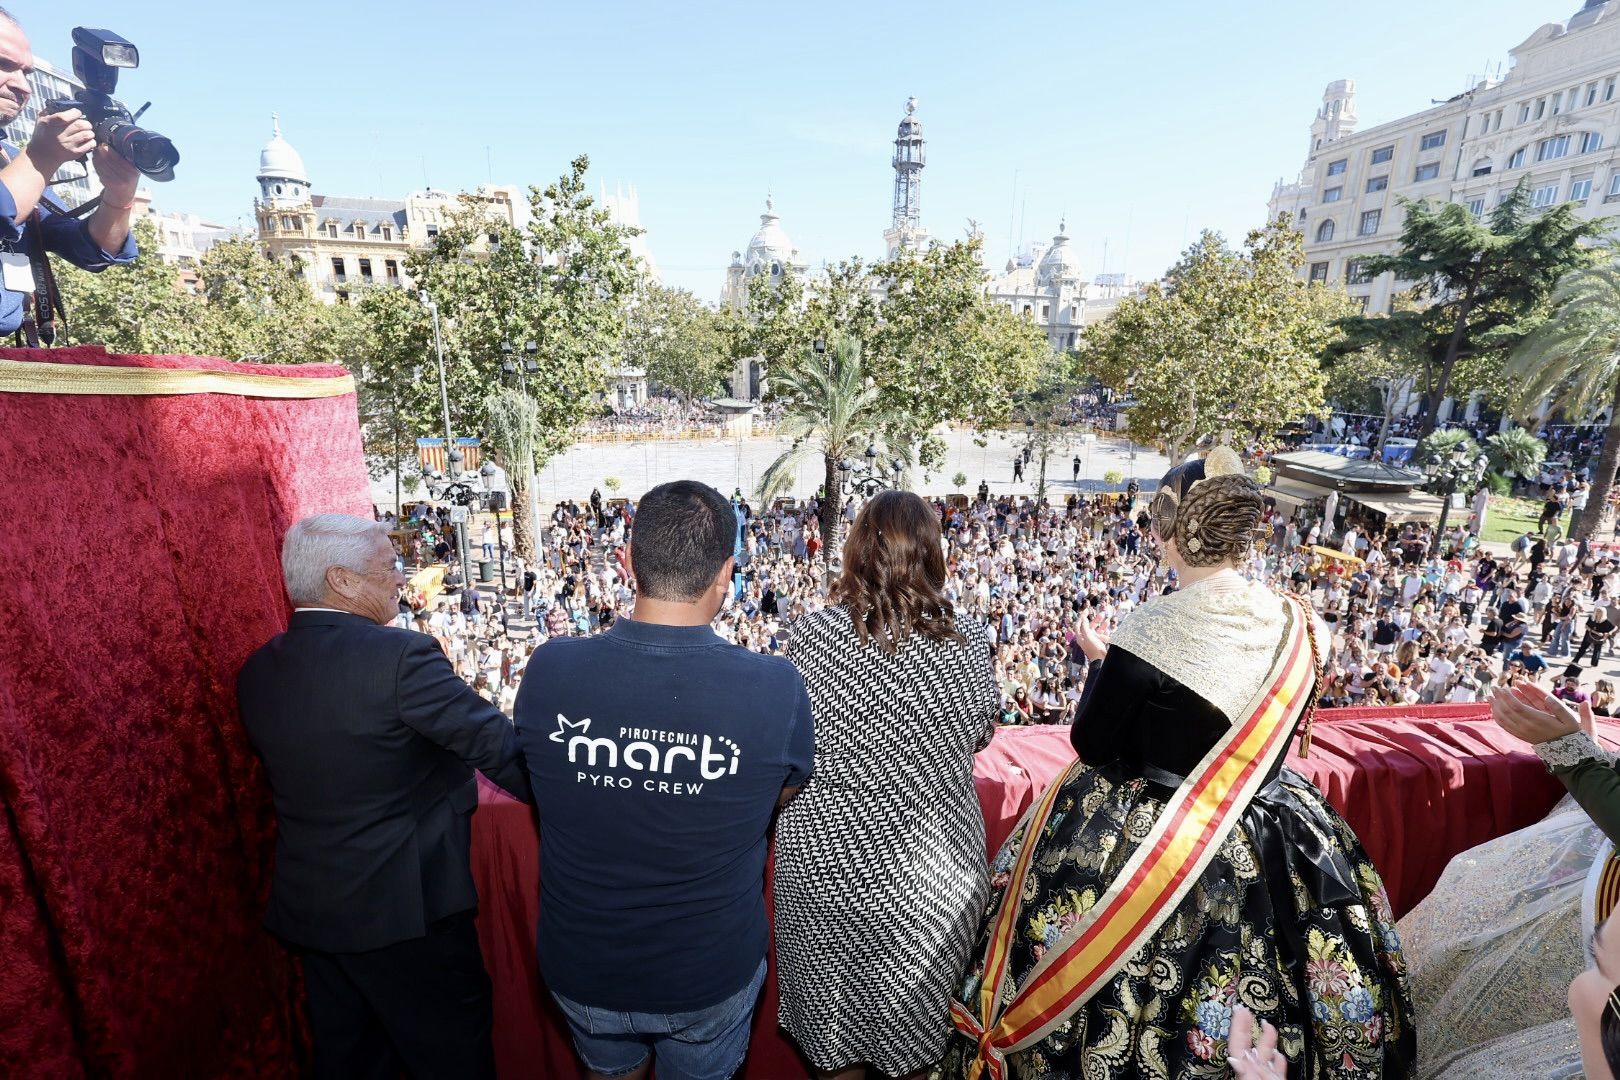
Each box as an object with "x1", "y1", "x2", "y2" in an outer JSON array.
[{"x1": 515, "y1": 617, "x2": 814, "y2": 1013}]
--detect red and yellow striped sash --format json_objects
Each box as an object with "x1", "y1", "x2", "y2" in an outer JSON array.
[{"x1": 953, "y1": 597, "x2": 1315, "y2": 1080}]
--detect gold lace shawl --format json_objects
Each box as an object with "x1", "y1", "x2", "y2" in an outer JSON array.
[{"x1": 1107, "y1": 573, "x2": 1289, "y2": 724}]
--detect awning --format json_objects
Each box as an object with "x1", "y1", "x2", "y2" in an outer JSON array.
[
  {"x1": 1263, "y1": 478, "x2": 1333, "y2": 510},
  {"x1": 1344, "y1": 491, "x2": 1449, "y2": 524}
]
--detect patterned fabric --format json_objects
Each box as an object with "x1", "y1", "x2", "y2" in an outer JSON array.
[
  {"x1": 775, "y1": 606, "x2": 1000, "y2": 1076},
  {"x1": 940, "y1": 763, "x2": 1416, "y2": 1079},
  {"x1": 1535, "y1": 730, "x2": 1613, "y2": 771},
  {"x1": 1397, "y1": 796, "x2": 1599, "y2": 1079}
]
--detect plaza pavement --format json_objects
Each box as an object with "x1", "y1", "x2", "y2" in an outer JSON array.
[{"x1": 370, "y1": 428, "x2": 1172, "y2": 510}]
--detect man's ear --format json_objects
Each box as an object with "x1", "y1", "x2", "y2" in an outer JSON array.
[{"x1": 714, "y1": 555, "x2": 736, "y2": 595}]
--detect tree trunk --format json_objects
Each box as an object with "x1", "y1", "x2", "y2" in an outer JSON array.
[
  {"x1": 1575, "y1": 377, "x2": 1620, "y2": 543},
  {"x1": 510, "y1": 469, "x2": 537, "y2": 565},
  {"x1": 1420, "y1": 288, "x2": 1478, "y2": 439},
  {"x1": 822, "y1": 452, "x2": 841, "y2": 559}
]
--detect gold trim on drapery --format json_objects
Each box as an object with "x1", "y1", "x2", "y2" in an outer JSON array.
[{"x1": 0, "y1": 358, "x2": 355, "y2": 398}]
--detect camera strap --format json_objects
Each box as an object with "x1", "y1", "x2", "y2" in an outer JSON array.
[{"x1": 18, "y1": 210, "x2": 67, "y2": 348}]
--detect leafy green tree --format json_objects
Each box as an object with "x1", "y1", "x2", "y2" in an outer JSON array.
[
  {"x1": 338, "y1": 284, "x2": 439, "y2": 514},
  {"x1": 623, "y1": 282, "x2": 730, "y2": 406},
  {"x1": 757, "y1": 336, "x2": 900, "y2": 554},
  {"x1": 1084, "y1": 219, "x2": 1355, "y2": 460},
  {"x1": 1504, "y1": 249, "x2": 1620, "y2": 540},
  {"x1": 193, "y1": 236, "x2": 354, "y2": 364},
  {"x1": 406, "y1": 155, "x2": 641, "y2": 555},
  {"x1": 1011, "y1": 352, "x2": 1085, "y2": 503},
  {"x1": 1334, "y1": 183, "x2": 1607, "y2": 438},
  {"x1": 56, "y1": 218, "x2": 207, "y2": 354},
  {"x1": 866, "y1": 238, "x2": 1046, "y2": 466}
]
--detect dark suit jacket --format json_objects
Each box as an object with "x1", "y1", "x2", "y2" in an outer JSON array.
[{"x1": 237, "y1": 609, "x2": 531, "y2": 953}]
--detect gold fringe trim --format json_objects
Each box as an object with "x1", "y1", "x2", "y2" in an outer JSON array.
[{"x1": 0, "y1": 358, "x2": 355, "y2": 398}]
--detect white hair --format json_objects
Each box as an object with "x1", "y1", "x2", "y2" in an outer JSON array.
[{"x1": 281, "y1": 514, "x2": 389, "y2": 606}]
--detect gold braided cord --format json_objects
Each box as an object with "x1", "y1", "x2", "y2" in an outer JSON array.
[{"x1": 0, "y1": 358, "x2": 354, "y2": 399}]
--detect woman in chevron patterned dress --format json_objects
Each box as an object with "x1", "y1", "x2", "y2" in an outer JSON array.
[
  {"x1": 942, "y1": 449, "x2": 1416, "y2": 1080},
  {"x1": 775, "y1": 489, "x2": 1000, "y2": 1078}
]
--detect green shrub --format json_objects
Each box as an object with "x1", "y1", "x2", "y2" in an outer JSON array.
[
  {"x1": 952, "y1": 471, "x2": 968, "y2": 489},
  {"x1": 1103, "y1": 469, "x2": 1124, "y2": 485}
]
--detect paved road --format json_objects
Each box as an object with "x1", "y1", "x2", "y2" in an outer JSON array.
[{"x1": 371, "y1": 428, "x2": 1171, "y2": 508}]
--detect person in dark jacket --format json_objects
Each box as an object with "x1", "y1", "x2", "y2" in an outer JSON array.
[{"x1": 238, "y1": 513, "x2": 531, "y2": 1080}]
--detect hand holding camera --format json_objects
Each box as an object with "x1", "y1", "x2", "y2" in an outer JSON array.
[{"x1": 25, "y1": 109, "x2": 97, "y2": 175}]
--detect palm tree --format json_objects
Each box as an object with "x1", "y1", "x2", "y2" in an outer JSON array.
[
  {"x1": 1485, "y1": 427, "x2": 1547, "y2": 495},
  {"x1": 1506, "y1": 249, "x2": 1620, "y2": 542},
  {"x1": 757, "y1": 336, "x2": 899, "y2": 556},
  {"x1": 483, "y1": 387, "x2": 543, "y2": 563}
]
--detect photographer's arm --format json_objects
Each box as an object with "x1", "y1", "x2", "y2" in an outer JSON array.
[
  {"x1": 84, "y1": 144, "x2": 138, "y2": 256},
  {"x1": 0, "y1": 111, "x2": 92, "y2": 227}
]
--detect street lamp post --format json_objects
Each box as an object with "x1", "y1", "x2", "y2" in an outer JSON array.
[
  {"x1": 420, "y1": 292, "x2": 473, "y2": 596},
  {"x1": 480, "y1": 460, "x2": 510, "y2": 635},
  {"x1": 837, "y1": 443, "x2": 904, "y2": 500},
  {"x1": 1428, "y1": 448, "x2": 1491, "y2": 558}
]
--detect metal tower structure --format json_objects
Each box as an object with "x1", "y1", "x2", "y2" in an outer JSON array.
[{"x1": 884, "y1": 97, "x2": 928, "y2": 258}]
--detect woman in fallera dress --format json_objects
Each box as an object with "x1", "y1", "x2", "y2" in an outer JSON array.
[{"x1": 943, "y1": 447, "x2": 1416, "y2": 1080}]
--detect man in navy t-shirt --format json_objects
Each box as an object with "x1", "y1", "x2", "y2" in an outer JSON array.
[{"x1": 516, "y1": 480, "x2": 813, "y2": 1080}]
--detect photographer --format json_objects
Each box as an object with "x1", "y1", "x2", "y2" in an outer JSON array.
[{"x1": 0, "y1": 11, "x2": 137, "y2": 340}]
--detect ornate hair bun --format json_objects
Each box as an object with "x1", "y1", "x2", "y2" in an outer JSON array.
[{"x1": 1203, "y1": 445, "x2": 1245, "y2": 479}]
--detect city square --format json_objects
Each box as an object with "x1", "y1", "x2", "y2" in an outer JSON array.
[{"x1": 10, "y1": 2, "x2": 1620, "y2": 1079}]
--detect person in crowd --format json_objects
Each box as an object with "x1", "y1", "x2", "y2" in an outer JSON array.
[
  {"x1": 774, "y1": 490, "x2": 999, "y2": 1080},
  {"x1": 1597, "y1": 678, "x2": 1618, "y2": 717},
  {"x1": 515, "y1": 481, "x2": 814, "y2": 1080},
  {"x1": 237, "y1": 514, "x2": 531, "y2": 1079},
  {"x1": 942, "y1": 448, "x2": 1414, "y2": 1078},
  {"x1": 1578, "y1": 607, "x2": 1619, "y2": 668}
]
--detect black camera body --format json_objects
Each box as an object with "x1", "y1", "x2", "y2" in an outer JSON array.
[{"x1": 40, "y1": 28, "x2": 178, "y2": 183}]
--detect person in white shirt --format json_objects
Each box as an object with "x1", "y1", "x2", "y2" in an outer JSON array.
[{"x1": 1423, "y1": 653, "x2": 1456, "y2": 704}]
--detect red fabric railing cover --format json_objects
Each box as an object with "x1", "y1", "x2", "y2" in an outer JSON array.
[
  {"x1": 0, "y1": 347, "x2": 370, "y2": 1077},
  {"x1": 471, "y1": 705, "x2": 1586, "y2": 1078}
]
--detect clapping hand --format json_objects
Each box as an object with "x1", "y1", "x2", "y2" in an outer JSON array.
[
  {"x1": 1227, "y1": 1005, "x2": 1287, "y2": 1080},
  {"x1": 1490, "y1": 681, "x2": 1590, "y2": 746},
  {"x1": 1075, "y1": 613, "x2": 1111, "y2": 662}
]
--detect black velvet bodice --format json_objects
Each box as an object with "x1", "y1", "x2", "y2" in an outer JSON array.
[{"x1": 1069, "y1": 644, "x2": 1232, "y2": 780}]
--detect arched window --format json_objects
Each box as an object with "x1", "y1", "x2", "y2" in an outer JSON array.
[
  {"x1": 275, "y1": 184, "x2": 283, "y2": 195},
  {"x1": 1315, "y1": 219, "x2": 1335, "y2": 243}
]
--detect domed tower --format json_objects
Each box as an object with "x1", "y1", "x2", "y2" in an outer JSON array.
[
  {"x1": 883, "y1": 97, "x2": 929, "y2": 258},
  {"x1": 1309, "y1": 80, "x2": 1358, "y2": 156},
  {"x1": 257, "y1": 114, "x2": 310, "y2": 208}
]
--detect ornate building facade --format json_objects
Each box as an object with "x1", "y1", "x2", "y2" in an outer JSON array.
[
  {"x1": 1269, "y1": 0, "x2": 1620, "y2": 316},
  {"x1": 985, "y1": 221, "x2": 1087, "y2": 351},
  {"x1": 722, "y1": 195, "x2": 808, "y2": 398},
  {"x1": 252, "y1": 117, "x2": 538, "y2": 302}
]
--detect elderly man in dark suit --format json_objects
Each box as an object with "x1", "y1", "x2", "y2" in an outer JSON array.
[{"x1": 238, "y1": 513, "x2": 530, "y2": 1080}]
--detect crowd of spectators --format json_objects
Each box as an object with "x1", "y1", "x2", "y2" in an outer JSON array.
[{"x1": 383, "y1": 477, "x2": 1620, "y2": 726}]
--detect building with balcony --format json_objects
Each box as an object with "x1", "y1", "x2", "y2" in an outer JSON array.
[{"x1": 1269, "y1": 0, "x2": 1620, "y2": 316}]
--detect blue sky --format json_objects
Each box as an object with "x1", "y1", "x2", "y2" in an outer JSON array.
[{"x1": 19, "y1": 0, "x2": 1584, "y2": 298}]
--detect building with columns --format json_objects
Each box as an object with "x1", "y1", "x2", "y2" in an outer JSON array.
[{"x1": 1270, "y1": 0, "x2": 1620, "y2": 318}]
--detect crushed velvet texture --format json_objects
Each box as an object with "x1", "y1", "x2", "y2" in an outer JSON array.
[{"x1": 0, "y1": 346, "x2": 372, "y2": 1076}]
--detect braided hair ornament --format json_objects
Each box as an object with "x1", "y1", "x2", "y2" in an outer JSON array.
[{"x1": 1148, "y1": 446, "x2": 1264, "y2": 566}]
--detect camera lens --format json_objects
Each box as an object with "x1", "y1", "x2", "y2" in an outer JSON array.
[{"x1": 102, "y1": 120, "x2": 179, "y2": 181}]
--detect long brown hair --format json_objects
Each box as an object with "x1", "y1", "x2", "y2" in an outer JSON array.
[{"x1": 832, "y1": 490, "x2": 964, "y2": 654}]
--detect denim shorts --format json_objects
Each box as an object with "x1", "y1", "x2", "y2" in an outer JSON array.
[{"x1": 551, "y1": 958, "x2": 765, "y2": 1080}]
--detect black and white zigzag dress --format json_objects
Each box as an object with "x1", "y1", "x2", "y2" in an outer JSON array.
[{"x1": 775, "y1": 606, "x2": 1000, "y2": 1076}]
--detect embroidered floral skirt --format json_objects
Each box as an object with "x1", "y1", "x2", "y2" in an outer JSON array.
[{"x1": 941, "y1": 765, "x2": 1417, "y2": 1079}]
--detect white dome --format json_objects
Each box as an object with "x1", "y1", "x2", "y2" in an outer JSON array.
[
  {"x1": 745, "y1": 195, "x2": 796, "y2": 269},
  {"x1": 1037, "y1": 221, "x2": 1081, "y2": 286},
  {"x1": 258, "y1": 114, "x2": 309, "y2": 184}
]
